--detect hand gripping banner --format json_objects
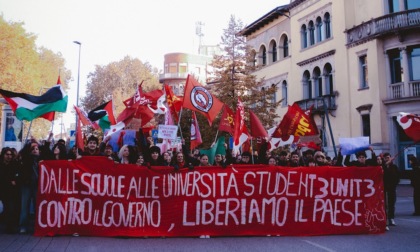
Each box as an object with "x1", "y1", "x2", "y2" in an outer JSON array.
[{"x1": 35, "y1": 157, "x2": 386, "y2": 237}]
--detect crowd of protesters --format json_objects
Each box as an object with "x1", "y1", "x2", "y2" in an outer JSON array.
[{"x1": 0, "y1": 128, "x2": 419, "y2": 235}]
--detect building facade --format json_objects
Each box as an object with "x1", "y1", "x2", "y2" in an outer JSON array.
[
  {"x1": 159, "y1": 45, "x2": 221, "y2": 96},
  {"x1": 240, "y1": 0, "x2": 420, "y2": 173}
]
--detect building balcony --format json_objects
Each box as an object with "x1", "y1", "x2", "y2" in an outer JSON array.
[
  {"x1": 384, "y1": 80, "x2": 420, "y2": 104},
  {"x1": 159, "y1": 72, "x2": 189, "y2": 82},
  {"x1": 346, "y1": 9, "x2": 420, "y2": 47},
  {"x1": 295, "y1": 94, "x2": 337, "y2": 113}
]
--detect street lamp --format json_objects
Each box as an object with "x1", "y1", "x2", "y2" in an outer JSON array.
[
  {"x1": 73, "y1": 41, "x2": 81, "y2": 106},
  {"x1": 73, "y1": 41, "x2": 81, "y2": 152}
]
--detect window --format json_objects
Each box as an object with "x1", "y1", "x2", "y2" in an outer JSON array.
[
  {"x1": 409, "y1": 47, "x2": 420, "y2": 80},
  {"x1": 179, "y1": 65, "x2": 187, "y2": 73},
  {"x1": 261, "y1": 46, "x2": 267, "y2": 66},
  {"x1": 313, "y1": 67, "x2": 322, "y2": 97},
  {"x1": 309, "y1": 21, "x2": 315, "y2": 46},
  {"x1": 301, "y1": 24, "x2": 308, "y2": 49},
  {"x1": 283, "y1": 35, "x2": 289, "y2": 58},
  {"x1": 316, "y1": 16, "x2": 324, "y2": 42},
  {"x1": 281, "y1": 81, "x2": 287, "y2": 107},
  {"x1": 251, "y1": 50, "x2": 257, "y2": 67},
  {"x1": 169, "y1": 64, "x2": 177, "y2": 73},
  {"x1": 324, "y1": 13, "x2": 331, "y2": 39},
  {"x1": 303, "y1": 70, "x2": 312, "y2": 99},
  {"x1": 179, "y1": 84, "x2": 184, "y2": 95},
  {"x1": 359, "y1": 55, "x2": 368, "y2": 88},
  {"x1": 324, "y1": 63, "x2": 334, "y2": 95},
  {"x1": 271, "y1": 41, "x2": 277, "y2": 63},
  {"x1": 388, "y1": 0, "x2": 400, "y2": 13},
  {"x1": 389, "y1": 49, "x2": 403, "y2": 84},
  {"x1": 407, "y1": 0, "x2": 420, "y2": 10},
  {"x1": 271, "y1": 84, "x2": 277, "y2": 104},
  {"x1": 361, "y1": 114, "x2": 371, "y2": 139}
]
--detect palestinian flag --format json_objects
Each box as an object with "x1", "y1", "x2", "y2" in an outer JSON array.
[
  {"x1": 87, "y1": 100, "x2": 116, "y2": 131},
  {"x1": 0, "y1": 86, "x2": 68, "y2": 121}
]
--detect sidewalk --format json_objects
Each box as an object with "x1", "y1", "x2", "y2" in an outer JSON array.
[{"x1": 397, "y1": 179, "x2": 413, "y2": 197}]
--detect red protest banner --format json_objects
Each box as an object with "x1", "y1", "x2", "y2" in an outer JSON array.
[{"x1": 35, "y1": 157, "x2": 386, "y2": 237}]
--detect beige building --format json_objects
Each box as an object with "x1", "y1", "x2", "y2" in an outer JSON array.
[
  {"x1": 159, "y1": 45, "x2": 222, "y2": 96},
  {"x1": 240, "y1": 0, "x2": 420, "y2": 173}
]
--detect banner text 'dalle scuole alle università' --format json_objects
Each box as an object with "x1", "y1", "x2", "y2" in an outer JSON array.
[{"x1": 35, "y1": 157, "x2": 386, "y2": 237}]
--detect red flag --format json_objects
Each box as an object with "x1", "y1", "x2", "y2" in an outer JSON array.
[
  {"x1": 40, "y1": 75, "x2": 62, "y2": 121},
  {"x1": 190, "y1": 112, "x2": 202, "y2": 150},
  {"x1": 397, "y1": 112, "x2": 420, "y2": 142},
  {"x1": 218, "y1": 105, "x2": 235, "y2": 134},
  {"x1": 134, "y1": 89, "x2": 165, "y2": 126},
  {"x1": 233, "y1": 98, "x2": 250, "y2": 154},
  {"x1": 123, "y1": 81, "x2": 144, "y2": 108},
  {"x1": 182, "y1": 74, "x2": 224, "y2": 124},
  {"x1": 164, "y1": 84, "x2": 183, "y2": 123},
  {"x1": 76, "y1": 120, "x2": 84, "y2": 151},
  {"x1": 249, "y1": 110, "x2": 268, "y2": 138},
  {"x1": 271, "y1": 103, "x2": 318, "y2": 139},
  {"x1": 74, "y1": 105, "x2": 99, "y2": 130}
]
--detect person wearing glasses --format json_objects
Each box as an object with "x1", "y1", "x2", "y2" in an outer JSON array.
[{"x1": 313, "y1": 151, "x2": 328, "y2": 166}]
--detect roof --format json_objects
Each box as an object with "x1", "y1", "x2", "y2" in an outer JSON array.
[{"x1": 238, "y1": 5, "x2": 290, "y2": 37}]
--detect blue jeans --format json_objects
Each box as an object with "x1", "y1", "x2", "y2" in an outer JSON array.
[{"x1": 19, "y1": 184, "x2": 37, "y2": 230}]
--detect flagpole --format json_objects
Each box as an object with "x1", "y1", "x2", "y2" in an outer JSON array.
[
  {"x1": 251, "y1": 137, "x2": 254, "y2": 164},
  {"x1": 24, "y1": 121, "x2": 33, "y2": 144},
  {"x1": 177, "y1": 107, "x2": 184, "y2": 139},
  {"x1": 214, "y1": 129, "x2": 219, "y2": 143},
  {"x1": 74, "y1": 41, "x2": 82, "y2": 155}
]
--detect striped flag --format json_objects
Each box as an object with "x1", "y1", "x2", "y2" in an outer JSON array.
[
  {"x1": 0, "y1": 85, "x2": 68, "y2": 121},
  {"x1": 40, "y1": 75, "x2": 62, "y2": 121},
  {"x1": 87, "y1": 100, "x2": 116, "y2": 131}
]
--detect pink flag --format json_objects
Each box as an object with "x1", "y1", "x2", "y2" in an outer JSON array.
[{"x1": 190, "y1": 111, "x2": 202, "y2": 150}]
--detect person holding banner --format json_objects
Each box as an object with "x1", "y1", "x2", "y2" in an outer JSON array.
[
  {"x1": 45, "y1": 143, "x2": 68, "y2": 160},
  {"x1": 103, "y1": 144, "x2": 119, "y2": 162},
  {"x1": 344, "y1": 146, "x2": 377, "y2": 167},
  {"x1": 213, "y1": 153, "x2": 227, "y2": 167},
  {"x1": 288, "y1": 151, "x2": 301, "y2": 167},
  {"x1": 146, "y1": 146, "x2": 164, "y2": 166},
  {"x1": 162, "y1": 151, "x2": 172, "y2": 166},
  {"x1": 313, "y1": 151, "x2": 328, "y2": 166},
  {"x1": 198, "y1": 154, "x2": 211, "y2": 167},
  {"x1": 81, "y1": 135, "x2": 102, "y2": 157},
  {"x1": 267, "y1": 156, "x2": 278, "y2": 166},
  {"x1": 118, "y1": 145, "x2": 137, "y2": 164},
  {"x1": 136, "y1": 154, "x2": 145, "y2": 166},
  {"x1": 278, "y1": 151, "x2": 289, "y2": 166}
]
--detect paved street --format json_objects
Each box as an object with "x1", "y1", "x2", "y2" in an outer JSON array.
[{"x1": 1, "y1": 180, "x2": 419, "y2": 252}]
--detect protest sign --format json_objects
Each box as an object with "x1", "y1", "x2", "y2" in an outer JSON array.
[
  {"x1": 157, "y1": 125, "x2": 178, "y2": 140},
  {"x1": 35, "y1": 158, "x2": 386, "y2": 237}
]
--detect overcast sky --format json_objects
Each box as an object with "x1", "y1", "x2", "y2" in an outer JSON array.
[{"x1": 0, "y1": 0, "x2": 290, "y2": 132}]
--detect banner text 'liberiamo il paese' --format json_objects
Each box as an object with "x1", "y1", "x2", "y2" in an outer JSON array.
[{"x1": 35, "y1": 157, "x2": 386, "y2": 237}]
